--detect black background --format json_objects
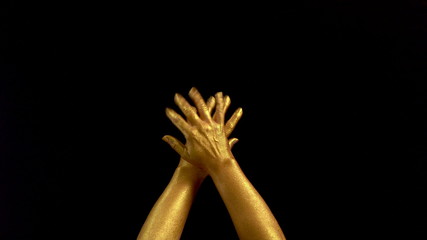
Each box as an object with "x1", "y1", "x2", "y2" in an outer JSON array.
[{"x1": 1, "y1": 1, "x2": 426, "y2": 239}]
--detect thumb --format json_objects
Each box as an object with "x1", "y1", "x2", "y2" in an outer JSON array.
[
  {"x1": 162, "y1": 135, "x2": 188, "y2": 158},
  {"x1": 228, "y1": 138, "x2": 239, "y2": 149}
]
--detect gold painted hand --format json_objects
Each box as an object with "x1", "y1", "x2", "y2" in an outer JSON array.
[{"x1": 164, "y1": 87, "x2": 242, "y2": 174}]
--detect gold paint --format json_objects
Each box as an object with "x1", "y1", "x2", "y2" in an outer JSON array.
[{"x1": 137, "y1": 87, "x2": 286, "y2": 240}]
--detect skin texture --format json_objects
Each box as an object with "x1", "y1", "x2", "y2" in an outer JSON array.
[
  {"x1": 137, "y1": 87, "x2": 286, "y2": 240},
  {"x1": 137, "y1": 91, "x2": 242, "y2": 240}
]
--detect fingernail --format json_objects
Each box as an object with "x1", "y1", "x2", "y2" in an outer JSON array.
[
  {"x1": 174, "y1": 93, "x2": 184, "y2": 104},
  {"x1": 225, "y1": 95, "x2": 230, "y2": 102},
  {"x1": 165, "y1": 108, "x2": 172, "y2": 115},
  {"x1": 189, "y1": 87, "x2": 197, "y2": 95}
]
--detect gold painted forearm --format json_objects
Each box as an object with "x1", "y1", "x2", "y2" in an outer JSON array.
[
  {"x1": 136, "y1": 161, "x2": 205, "y2": 240},
  {"x1": 211, "y1": 159, "x2": 286, "y2": 240}
]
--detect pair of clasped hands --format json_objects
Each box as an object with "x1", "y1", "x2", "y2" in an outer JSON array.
[{"x1": 137, "y1": 87, "x2": 285, "y2": 240}]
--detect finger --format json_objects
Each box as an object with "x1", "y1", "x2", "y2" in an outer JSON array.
[
  {"x1": 207, "y1": 96, "x2": 215, "y2": 115},
  {"x1": 229, "y1": 138, "x2": 239, "y2": 149},
  {"x1": 165, "y1": 107, "x2": 192, "y2": 136},
  {"x1": 162, "y1": 135, "x2": 189, "y2": 159},
  {"x1": 213, "y1": 92, "x2": 225, "y2": 124},
  {"x1": 188, "y1": 87, "x2": 211, "y2": 121},
  {"x1": 225, "y1": 107, "x2": 243, "y2": 137},
  {"x1": 174, "y1": 93, "x2": 200, "y2": 124},
  {"x1": 224, "y1": 95, "x2": 231, "y2": 115}
]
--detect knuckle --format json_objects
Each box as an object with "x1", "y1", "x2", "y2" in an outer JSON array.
[{"x1": 190, "y1": 127, "x2": 198, "y2": 136}]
